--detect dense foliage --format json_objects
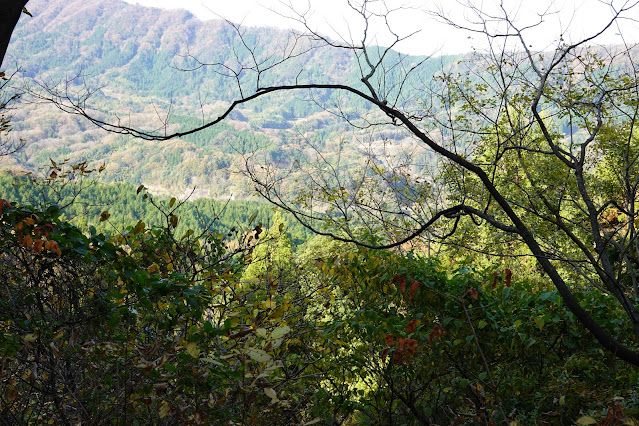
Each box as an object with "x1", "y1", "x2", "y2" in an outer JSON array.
[
  {"x1": 0, "y1": 168, "x2": 311, "y2": 246},
  {"x1": 1, "y1": 185, "x2": 638, "y2": 424},
  {"x1": 3, "y1": 0, "x2": 639, "y2": 424}
]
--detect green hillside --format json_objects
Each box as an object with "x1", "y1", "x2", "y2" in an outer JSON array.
[{"x1": 2, "y1": 0, "x2": 457, "y2": 197}]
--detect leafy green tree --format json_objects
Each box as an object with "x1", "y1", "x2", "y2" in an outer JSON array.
[
  {"x1": 53, "y1": 1, "x2": 639, "y2": 365},
  {"x1": 22, "y1": 0, "x2": 639, "y2": 369},
  {"x1": 242, "y1": 210, "x2": 294, "y2": 285}
]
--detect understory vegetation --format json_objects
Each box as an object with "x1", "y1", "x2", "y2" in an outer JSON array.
[{"x1": 1, "y1": 170, "x2": 638, "y2": 425}]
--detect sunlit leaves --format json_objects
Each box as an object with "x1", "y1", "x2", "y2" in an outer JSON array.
[
  {"x1": 264, "y1": 387, "x2": 279, "y2": 404},
  {"x1": 184, "y1": 342, "x2": 200, "y2": 358},
  {"x1": 247, "y1": 348, "x2": 272, "y2": 363},
  {"x1": 270, "y1": 325, "x2": 291, "y2": 339}
]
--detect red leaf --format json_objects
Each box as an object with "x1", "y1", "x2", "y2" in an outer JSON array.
[
  {"x1": 0, "y1": 199, "x2": 11, "y2": 215},
  {"x1": 469, "y1": 287, "x2": 478, "y2": 300},
  {"x1": 406, "y1": 319, "x2": 417, "y2": 334},
  {"x1": 428, "y1": 324, "x2": 445, "y2": 343},
  {"x1": 492, "y1": 271, "x2": 499, "y2": 289},
  {"x1": 385, "y1": 334, "x2": 394, "y2": 346},
  {"x1": 504, "y1": 269, "x2": 512, "y2": 287},
  {"x1": 32, "y1": 239, "x2": 43, "y2": 253},
  {"x1": 409, "y1": 281, "x2": 419, "y2": 300},
  {"x1": 381, "y1": 348, "x2": 389, "y2": 363}
]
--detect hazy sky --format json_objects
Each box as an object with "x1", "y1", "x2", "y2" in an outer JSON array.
[{"x1": 122, "y1": 0, "x2": 639, "y2": 55}]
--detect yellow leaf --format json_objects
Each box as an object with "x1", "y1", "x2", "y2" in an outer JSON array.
[
  {"x1": 262, "y1": 299, "x2": 276, "y2": 310},
  {"x1": 185, "y1": 342, "x2": 200, "y2": 358},
  {"x1": 575, "y1": 417, "x2": 597, "y2": 425},
  {"x1": 147, "y1": 263, "x2": 159, "y2": 274},
  {"x1": 22, "y1": 333, "x2": 38, "y2": 342},
  {"x1": 158, "y1": 401, "x2": 171, "y2": 418},
  {"x1": 133, "y1": 220, "x2": 145, "y2": 234}
]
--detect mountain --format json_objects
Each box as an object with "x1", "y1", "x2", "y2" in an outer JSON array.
[{"x1": 2, "y1": 0, "x2": 456, "y2": 198}]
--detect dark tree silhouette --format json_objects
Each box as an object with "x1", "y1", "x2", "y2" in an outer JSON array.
[{"x1": 0, "y1": 0, "x2": 29, "y2": 68}]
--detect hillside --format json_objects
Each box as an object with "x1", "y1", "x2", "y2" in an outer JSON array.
[{"x1": 1, "y1": 0, "x2": 456, "y2": 198}]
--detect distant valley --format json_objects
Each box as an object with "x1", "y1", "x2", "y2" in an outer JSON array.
[{"x1": 2, "y1": 0, "x2": 457, "y2": 199}]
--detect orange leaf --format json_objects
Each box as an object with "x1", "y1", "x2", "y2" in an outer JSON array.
[
  {"x1": 22, "y1": 235, "x2": 33, "y2": 248},
  {"x1": 406, "y1": 319, "x2": 417, "y2": 334},
  {"x1": 32, "y1": 239, "x2": 43, "y2": 253},
  {"x1": 469, "y1": 287, "x2": 478, "y2": 300},
  {"x1": 409, "y1": 281, "x2": 419, "y2": 300},
  {"x1": 45, "y1": 240, "x2": 61, "y2": 256}
]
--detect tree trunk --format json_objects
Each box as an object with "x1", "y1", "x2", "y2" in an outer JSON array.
[{"x1": 0, "y1": 0, "x2": 29, "y2": 68}]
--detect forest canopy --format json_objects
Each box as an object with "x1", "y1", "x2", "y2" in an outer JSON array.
[{"x1": 2, "y1": 0, "x2": 639, "y2": 424}]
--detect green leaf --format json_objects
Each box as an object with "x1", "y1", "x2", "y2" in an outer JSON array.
[
  {"x1": 247, "y1": 349, "x2": 271, "y2": 362},
  {"x1": 22, "y1": 7, "x2": 33, "y2": 17},
  {"x1": 248, "y1": 211, "x2": 258, "y2": 225},
  {"x1": 270, "y1": 325, "x2": 291, "y2": 339},
  {"x1": 133, "y1": 220, "x2": 145, "y2": 234},
  {"x1": 477, "y1": 320, "x2": 487, "y2": 329}
]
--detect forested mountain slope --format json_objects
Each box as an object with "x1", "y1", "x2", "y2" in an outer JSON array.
[{"x1": 2, "y1": 0, "x2": 456, "y2": 198}]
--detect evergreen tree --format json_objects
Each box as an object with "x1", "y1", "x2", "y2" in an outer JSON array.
[{"x1": 242, "y1": 210, "x2": 293, "y2": 286}]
